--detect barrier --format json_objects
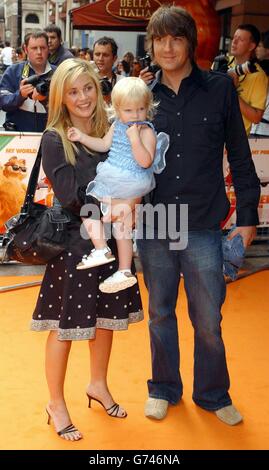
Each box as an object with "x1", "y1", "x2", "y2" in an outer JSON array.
[{"x1": 0, "y1": 132, "x2": 268, "y2": 285}]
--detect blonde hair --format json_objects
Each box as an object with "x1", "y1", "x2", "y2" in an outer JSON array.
[
  {"x1": 110, "y1": 77, "x2": 157, "y2": 121},
  {"x1": 46, "y1": 58, "x2": 109, "y2": 165}
]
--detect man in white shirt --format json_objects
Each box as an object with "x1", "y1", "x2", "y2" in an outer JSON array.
[{"x1": 0, "y1": 41, "x2": 14, "y2": 70}]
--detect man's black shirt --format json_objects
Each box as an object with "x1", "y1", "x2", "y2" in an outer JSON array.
[{"x1": 149, "y1": 64, "x2": 260, "y2": 230}]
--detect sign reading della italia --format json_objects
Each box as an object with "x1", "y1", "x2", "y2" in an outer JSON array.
[{"x1": 106, "y1": 0, "x2": 161, "y2": 21}]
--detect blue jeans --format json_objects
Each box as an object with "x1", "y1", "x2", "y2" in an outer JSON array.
[{"x1": 137, "y1": 229, "x2": 232, "y2": 410}]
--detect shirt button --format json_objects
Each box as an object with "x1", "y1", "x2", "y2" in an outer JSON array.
[
  {"x1": 177, "y1": 154, "x2": 181, "y2": 158},
  {"x1": 177, "y1": 112, "x2": 181, "y2": 116},
  {"x1": 177, "y1": 133, "x2": 181, "y2": 137},
  {"x1": 175, "y1": 196, "x2": 179, "y2": 200},
  {"x1": 172, "y1": 95, "x2": 176, "y2": 98},
  {"x1": 203, "y1": 117, "x2": 208, "y2": 121},
  {"x1": 176, "y1": 176, "x2": 180, "y2": 179}
]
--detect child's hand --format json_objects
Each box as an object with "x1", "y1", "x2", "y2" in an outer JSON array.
[
  {"x1": 67, "y1": 127, "x2": 82, "y2": 142},
  {"x1": 126, "y1": 123, "x2": 141, "y2": 141}
]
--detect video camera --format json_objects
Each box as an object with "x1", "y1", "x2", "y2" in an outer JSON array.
[
  {"x1": 24, "y1": 74, "x2": 51, "y2": 97},
  {"x1": 212, "y1": 54, "x2": 257, "y2": 76},
  {"x1": 139, "y1": 54, "x2": 160, "y2": 74},
  {"x1": 99, "y1": 76, "x2": 113, "y2": 97}
]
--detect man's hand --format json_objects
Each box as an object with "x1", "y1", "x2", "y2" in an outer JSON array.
[
  {"x1": 139, "y1": 67, "x2": 155, "y2": 85},
  {"x1": 31, "y1": 88, "x2": 47, "y2": 102},
  {"x1": 20, "y1": 78, "x2": 34, "y2": 98},
  {"x1": 227, "y1": 226, "x2": 257, "y2": 248}
]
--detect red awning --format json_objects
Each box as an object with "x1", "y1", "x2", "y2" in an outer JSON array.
[{"x1": 71, "y1": 0, "x2": 162, "y2": 31}]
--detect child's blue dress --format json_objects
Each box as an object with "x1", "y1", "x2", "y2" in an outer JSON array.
[{"x1": 86, "y1": 119, "x2": 169, "y2": 200}]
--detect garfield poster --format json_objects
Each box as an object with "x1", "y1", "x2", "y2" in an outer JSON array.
[{"x1": 0, "y1": 133, "x2": 50, "y2": 234}]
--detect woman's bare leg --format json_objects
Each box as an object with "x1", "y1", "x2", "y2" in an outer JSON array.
[
  {"x1": 86, "y1": 329, "x2": 126, "y2": 416},
  {"x1": 45, "y1": 331, "x2": 82, "y2": 440}
]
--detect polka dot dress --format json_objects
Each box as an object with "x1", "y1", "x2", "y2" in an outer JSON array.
[{"x1": 31, "y1": 250, "x2": 143, "y2": 341}]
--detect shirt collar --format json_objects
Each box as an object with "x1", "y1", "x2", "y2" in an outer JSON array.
[
  {"x1": 150, "y1": 63, "x2": 208, "y2": 92},
  {"x1": 28, "y1": 60, "x2": 53, "y2": 76}
]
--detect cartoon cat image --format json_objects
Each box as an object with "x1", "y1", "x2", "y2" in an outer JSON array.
[{"x1": 0, "y1": 156, "x2": 28, "y2": 228}]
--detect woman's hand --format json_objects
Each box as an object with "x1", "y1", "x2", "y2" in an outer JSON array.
[{"x1": 67, "y1": 127, "x2": 83, "y2": 143}]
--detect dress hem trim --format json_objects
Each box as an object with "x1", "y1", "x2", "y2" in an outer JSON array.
[{"x1": 30, "y1": 310, "x2": 144, "y2": 340}]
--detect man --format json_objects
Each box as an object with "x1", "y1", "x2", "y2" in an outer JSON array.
[
  {"x1": 138, "y1": 6, "x2": 260, "y2": 425},
  {"x1": 0, "y1": 32, "x2": 55, "y2": 132},
  {"x1": 251, "y1": 30, "x2": 269, "y2": 137},
  {"x1": 229, "y1": 24, "x2": 268, "y2": 135},
  {"x1": 0, "y1": 41, "x2": 14, "y2": 70},
  {"x1": 93, "y1": 37, "x2": 122, "y2": 102},
  {"x1": 44, "y1": 25, "x2": 73, "y2": 67}
]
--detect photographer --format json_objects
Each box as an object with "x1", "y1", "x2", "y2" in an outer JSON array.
[
  {"x1": 250, "y1": 30, "x2": 269, "y2": 137},
  {"x1": 228, "y1": 24, "x2": 268, "y2": 135},
  {"x1": 0, "y1": 31, "x2": 56, "y2": 132},
  {"x1": 93, "y1": 37, "x2": 123, "y2": 103}
]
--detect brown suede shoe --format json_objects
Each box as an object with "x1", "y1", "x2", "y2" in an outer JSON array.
[
  {"x1": 144, "y1": 398, "x2": 169, "y2": 420},
  {"x1": 215, "y1": 404, "x2": 243, "y2": 425}
]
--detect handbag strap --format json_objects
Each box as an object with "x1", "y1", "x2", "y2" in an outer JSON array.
[{"x1": 21, "y1": 144, "x2": 43, "y2": 214}]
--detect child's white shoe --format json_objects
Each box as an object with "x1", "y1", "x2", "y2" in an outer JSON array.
[
  {"x1": 76, "y1": 247, "x2": 115, "y2": 270},
  {"x1": 99, "y1": 270, "x2": 137, "y2": 293}
]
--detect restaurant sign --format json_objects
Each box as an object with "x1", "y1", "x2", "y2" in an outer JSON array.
[{"x1": 106, "y1": 0, "x2": 161, "y2": 21}]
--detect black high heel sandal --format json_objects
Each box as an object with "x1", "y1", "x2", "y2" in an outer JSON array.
[
  {"x1": 86, "y1": 393, "x2": 127, "y2": 418},
  {"x1": 46, "y1": 408, "x2": 82, "y2": 440}
]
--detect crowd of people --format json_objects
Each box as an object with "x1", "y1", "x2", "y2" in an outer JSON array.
[
  {"x1": 0, "y1": 4, "x2": 267, "y2": 442},
  {"x1": 1, "y1": 20, "x2": 268, "y2": 135}
]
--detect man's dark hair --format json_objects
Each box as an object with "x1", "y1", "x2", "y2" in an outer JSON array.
[
  {"x1": 24, "y1": 31, "x2": 48, "y2": 47},
  {"x1": 146, "y1": 5, "x2": 197, "y2": 62},
  {"x1": 44, "y1": 25, "x2": 62, "y2": 40},
  {"x1": 93, "y1": 36, "x2": 118, "y2": 57},
  {"x1": 261, "y1": 30, "x2": 269, "y2": 50},
  {"x1": 5, "y1": 41, "x2": 10, "y2": 47},
  {"x1": 237, "y1": 24, "x2": 261, "y2": 48}
]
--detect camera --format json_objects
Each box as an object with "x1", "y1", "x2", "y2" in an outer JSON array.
[
  {"x1": 99, "y1": 77, "x2": 113, "y2": 96},
  {"x1": 212, "y1": 54, "x2": 257, "y2": 76},
  {"x1": 139, "y1": 54, "x2": 160, "y2": 74},
  {"x1": 3, "y1": 121, "x2": 17, "y2": 131},
  {"x1": 24, "y1": 74, "x2": 51, "y2": 97}
]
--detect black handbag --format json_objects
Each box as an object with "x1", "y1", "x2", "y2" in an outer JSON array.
[{"x1": 2, "y1": 145, "x2": 71, "y2": 265}]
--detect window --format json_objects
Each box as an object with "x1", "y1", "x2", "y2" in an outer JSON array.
[{"x1": 25, "y1": 14, "x2": 39, "y2": 24}]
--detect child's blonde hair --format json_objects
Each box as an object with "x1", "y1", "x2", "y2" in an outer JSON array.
[{"x1": 110, "y1": 77, "x2": 157, "y2": 121}]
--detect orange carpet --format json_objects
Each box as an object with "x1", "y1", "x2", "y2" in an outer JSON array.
[{"x1": 0, "y1": 271, "x2": 268, "y2": 450}]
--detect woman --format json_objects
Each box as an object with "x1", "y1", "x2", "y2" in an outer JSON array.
[{"x1": 31, "y1": 58, "x2": 143, "y2": 441}]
